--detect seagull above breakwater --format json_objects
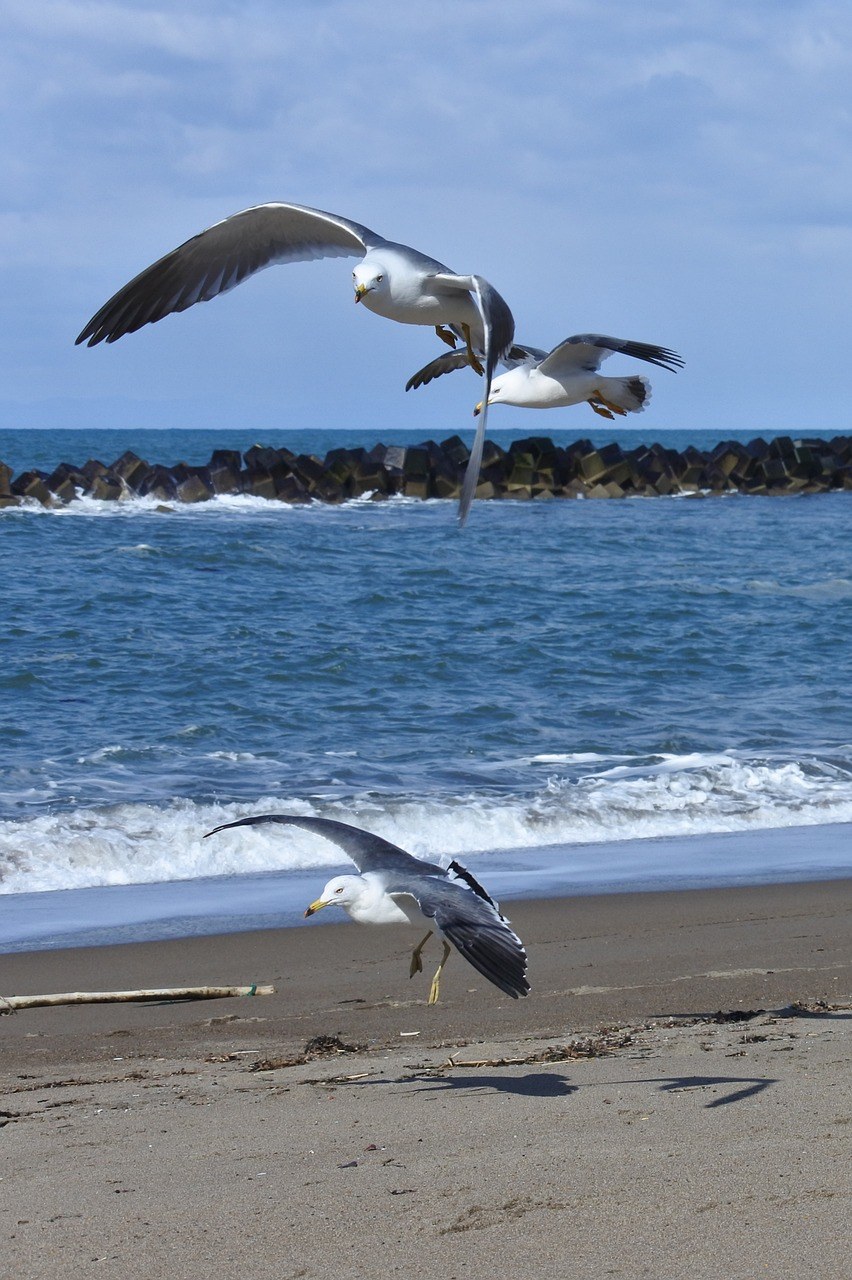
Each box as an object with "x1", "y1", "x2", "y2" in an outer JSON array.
[
  {"x1": 406, "y1": 333, "x2": 684, "y2": 420},
  {"x1": 204, "y1": 813, "x2": 529, "y2": 1004},
  {"x1": 75, "y1": 202, "x2": 515, "y2": 526}
]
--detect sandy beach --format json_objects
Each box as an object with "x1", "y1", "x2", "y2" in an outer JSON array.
[{"x1": 2, "y1": 878, "x2": 850, "y2": 1278}]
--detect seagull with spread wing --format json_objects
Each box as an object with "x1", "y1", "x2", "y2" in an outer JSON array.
[
  {"x1": 204, "y1": 813, "x2": 529, "y2": 1004},
  {"x1": 406, "y1": 333, "x2": 684, "y2": 420},
  {"x1": 75, "y1": 201, "x2": 515, "y2": 525}
]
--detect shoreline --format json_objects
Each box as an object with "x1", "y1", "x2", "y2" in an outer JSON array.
[
  {"x1": 3, "y1": 877, "x2": 850, "y2": 1057},
  {"x1": 4, "y1": 820, "x2": 852, "y2": 955}
]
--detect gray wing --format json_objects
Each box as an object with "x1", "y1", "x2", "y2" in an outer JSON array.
[
  {"x1": 404, "y1": 343, "x2": 544, "y2": 392},
  {"x1": 448, "y1": 275, "x2": 516, "y2": 527},
  {"x1": 204, "y1": 812, "x2": 446, "y2": 878},
  {"x1": 425, "y1": 273, "x2": 515, "y2": 527},
  {"x1": 539, "y1": 334, "x2": 684, "y2": 377},
  {"x1": 206, "y1": 812, "x2": 529, "y2": 998},
  {"x1": 76, "y1": 203, "x2": 382, "y2": 346},
  {"x1": 405, "y1": 347, "x2": 471, "y2": 391},
  {"x1": 393, "y1": 870, "x2": 529, "y2": 999}
]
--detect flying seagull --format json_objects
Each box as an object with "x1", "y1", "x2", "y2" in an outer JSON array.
[
  {"x1": 406, "y1": 333, "x2": 684, "y2": 419},
  {"x1": 75, "y1": 201, "x2": 515, "y2": 525},
  {"x1": 204, "y1": 813, "x2": 529, "y2": 1004}
]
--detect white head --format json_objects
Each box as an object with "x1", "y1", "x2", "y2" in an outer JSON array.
[
  {"x1": 304, "y1": 874, "x2": 363, "y2": 917},
  {"x1": 353, "y1": 259, "x2": 389, "y2": 304},
  {"x1": 473, "y1": 370, "x2": 513, "y2": 416}
]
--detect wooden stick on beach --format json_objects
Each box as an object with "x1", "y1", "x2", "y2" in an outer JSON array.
[{"x1": 0, "y1": 984, "x2": 275, "y2": 1012}]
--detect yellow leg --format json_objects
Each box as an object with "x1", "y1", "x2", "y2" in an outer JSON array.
[
  {"x1": 591, "y1": 392, "x2": 628, "y2": 417},
  {"x1": 435, "y1": 325, "x2": 457, "y2": 349},
  {"x1": 583, "y1": 396, "x2": 611, "y2": 417},
  {"x1": 409, "y1": 929, "x2": 433, "y2": 978},
  {"x1": 462, "y1": 324, "x2": 485, "y2": 377},
  {"x1": 428, "y1": 941, "x2": 452, "y2": 1005}
]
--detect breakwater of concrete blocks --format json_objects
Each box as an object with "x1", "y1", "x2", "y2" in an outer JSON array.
[{"x1": 2, "y1": 434, "x2": 851, "y2": 509}]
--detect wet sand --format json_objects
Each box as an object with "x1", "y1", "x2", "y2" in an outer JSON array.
[{"x1": 2, "y1": 879, "x2": 851, "y2": 1278}]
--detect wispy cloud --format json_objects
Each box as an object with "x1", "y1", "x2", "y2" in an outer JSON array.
[{"x1": 2, "y1": 0, "x2": 852, "y2": 431}]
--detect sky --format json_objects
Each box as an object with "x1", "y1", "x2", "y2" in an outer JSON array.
[{"x1": 2, "y1": 0, "x2": 852, "y2": 437}]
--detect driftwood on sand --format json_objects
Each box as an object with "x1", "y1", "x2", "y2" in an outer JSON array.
[{"x1": 0, "y1": 984, "x2": 275, "y2": 1012}]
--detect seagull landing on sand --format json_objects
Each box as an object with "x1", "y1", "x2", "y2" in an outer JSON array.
[
  {"x1": 75, "y1": 201, "x2": 515, "y2": 525},
  {"x1": 407, "y1": 333, "x2": 683, "y2": 420},
  {"x1": 204, "y1": 814, "x2": 529, "y2": 1005}
]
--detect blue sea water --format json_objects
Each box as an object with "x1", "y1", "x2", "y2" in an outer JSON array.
[{"x1": 1, "y1": 425, "x2": 851, "y2": 949}]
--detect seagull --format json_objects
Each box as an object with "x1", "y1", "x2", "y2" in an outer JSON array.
[
  {"x1": 204, "y1": 813, "x2": 529, "y2": 1004},
  {"x1": 406, "y1": 333, "x2": 684, "y2": 420},
  {"x1": 75, "y1": 201, "x2": 516, "y2": 525}
]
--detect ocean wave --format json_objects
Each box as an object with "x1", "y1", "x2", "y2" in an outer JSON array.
[
  {"x1": 0, "y1": 490, "x2": 439, "y2": 520},
  {"x1": 746, "y1": 577, "x2": 852, "y2": 600},
  {"x1": 3, "y1": 753, "x2": 852, "y2": 895}
]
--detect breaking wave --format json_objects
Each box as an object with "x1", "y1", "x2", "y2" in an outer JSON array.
[{"x1": 3, "y1": 751, "x2": 852, "y2": 895}]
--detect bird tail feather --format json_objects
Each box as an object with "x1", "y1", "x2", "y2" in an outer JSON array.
[{"x1": 598, "y1": 375, "x2": 652, "y2": 414}]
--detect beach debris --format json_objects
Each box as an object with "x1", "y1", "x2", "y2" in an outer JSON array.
[
  {"x1": 708, "y1": 1008, "x2": 765, "y2": 1023},
  {"x1": 422, "y1": 1030, "x2": 636, "y2": 1072},
  {"x1": 303, "y1": 1033, "x2": 364, "y2": 1057},
  {"x1": 305, "y1": 1071, "x2": 375, "y2": 1086},
  {"x1": 0, "y1": 984, "x2": 274, "y2": 1012},
  {"x1": 789, "y1": 998, "x2": 840, "y2": 1015},
  {"x1": 250, "y1": 1033, "x2": 366, "y2": 1072}
]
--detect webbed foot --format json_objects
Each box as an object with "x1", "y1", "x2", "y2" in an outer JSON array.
[{"x1": 410, "y1": 930, "x2": 433, "y2": 978}]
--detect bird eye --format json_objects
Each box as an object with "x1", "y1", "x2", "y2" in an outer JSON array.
[
  {"x1": 335, "y1": 886, "x2": 344, "y2": 894},
  {"x1": 376, "y1": 275, "x2": 383, "y2": 283}
]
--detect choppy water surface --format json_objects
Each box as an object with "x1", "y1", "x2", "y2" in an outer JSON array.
[{"x1": 1, "y1": 427, "x2": 851, "y2": 933}]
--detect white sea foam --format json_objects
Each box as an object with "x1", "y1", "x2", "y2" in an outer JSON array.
[
  {"x1": 2, "y1": 753, "x2": 852, "y2": 896},
  {"x1": 0, "y1": 489, "x2": 439, "y2": 521}
]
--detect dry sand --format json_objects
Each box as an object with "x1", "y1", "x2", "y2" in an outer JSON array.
[{"x1": 2, "y1": 879, "x2": 851, "y2": 1279}]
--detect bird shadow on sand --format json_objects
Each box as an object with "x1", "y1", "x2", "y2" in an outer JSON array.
[
  {"x1": 354, "y1": 1071, "x2": 577, "y2": 1099},
  {"x1": 336, "y1": 1068, "x2": 774, "y2": 1106},
  {"x1": 605, "y1": 1073, "x2": 777, "y2": 1108},
  {"x1": 401, "y1": 1070, "x2": 773, "y2": 1106},
  {"x1": 415, "y1": 1071, "x2": 577, "y2": 1099}
]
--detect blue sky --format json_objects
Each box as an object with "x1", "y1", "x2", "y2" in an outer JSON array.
[{"x1": 3, "y1": 0, "x2": 851, "y2": 436}]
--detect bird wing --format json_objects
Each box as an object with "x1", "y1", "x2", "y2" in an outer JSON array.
[
  {"x1": 538, "y1": 334, "x2": 684, "y2": 377},
  {"x1": 204, "y1": 812, "x2": 446, "y2": 878},
  {"x1": 205, "y1": 812, "x2": 529, "y2": 999},
  {"x1": 392, "y1": 870, "x2": 529, "y2": 999},
  {"x1": 76, "y1": 203, "x2": 382, "y2": 346},
  {"x1": 427, "y1": 273, "x2": 515, "y2": 527},
  {"x1": 404, "y1": 344, "x2": 543, "y2": 392},
  {"x1": 404, "y1": 348, "x2": 472, "y2": 391}
]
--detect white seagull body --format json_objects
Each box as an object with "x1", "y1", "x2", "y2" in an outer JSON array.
[
  {"x1": 75, "y1": 202, "x2": 515, "y2": 525},
  {"x1": 407, "y1": 333, "x2": 684, "y2": 420},
  {"x1": 205, "y1": 813, "x2": 529, "y2": 1004}
]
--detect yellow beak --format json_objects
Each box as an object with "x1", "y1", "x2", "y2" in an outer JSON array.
[
  {"x1": 354, "y1": 284, "x2": 368, "y2": 303},
  {"x1": 473, "y1": 401, "x2": 483, "y2": 417},
  {"x1": 304, "y1": 897, "x2": 329, "y2": 918}
]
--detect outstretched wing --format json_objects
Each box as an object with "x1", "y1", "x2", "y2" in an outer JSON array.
[
  {"x1": 539, "y1": 334, "x2": 684, "y2": 377},
  {"x1": 76, "y1": 203, "x2": 382, "y2": 346},
  {"x1": 204, "y1": 812, "x2": 445, "y2": 878},
  {"x1": 207, "y1": 812, "x2": 529, "y2": 998},
  {"x1": 404, "y1": 343, "x2": 544, "y2": 392},
  {"x1": 405, "y1": 348, "x2": 471, "y2": 391},
  {"x1": 396, "y1": 872, "x2": 529, "y2": 999},
  {"x1": 427, "y1": 273, "x2": 515, "y2": 527}
]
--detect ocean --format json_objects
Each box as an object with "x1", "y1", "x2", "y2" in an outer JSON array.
[{"x1": 2, "y1": 425, "x2": 851, "y2": 951}]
